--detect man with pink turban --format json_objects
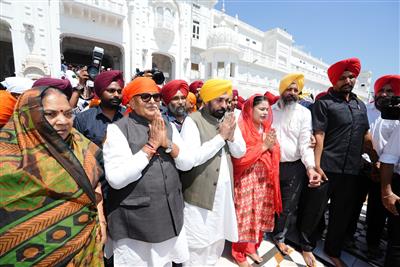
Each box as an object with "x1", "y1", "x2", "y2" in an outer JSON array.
[
  {"x1": 298, "y1": 58, "x2": 377, "y2": 267},
  {"x1": 161, "y1": 80, "x2": 189, "y2": 132}
]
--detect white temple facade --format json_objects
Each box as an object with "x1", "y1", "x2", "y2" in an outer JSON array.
[{"x1": 0, "y1": 0, "x2": 372, "y2": 100}]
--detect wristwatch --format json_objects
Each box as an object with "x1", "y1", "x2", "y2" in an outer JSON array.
[{"x1": 165, "y1": 140, "x2": 173, "y2": 153}]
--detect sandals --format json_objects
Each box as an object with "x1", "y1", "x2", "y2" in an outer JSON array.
[
  {"x1": 275, "y1": 242, "x2": 290, "y2": 256},
  {"x1": 246, "y1": 253, "x2": 263, "y2": 264}
]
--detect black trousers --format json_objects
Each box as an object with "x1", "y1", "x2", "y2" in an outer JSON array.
[
  {"x1": 298, "y1": 172, "x2": 359, "y2": 257},
  {"x1": 385, "y1": 173, "x2": 400, "y2": 267},
  {"x1": 366, "y1": 180, "x2": 388, "y2": 247},
  {"x1": 272, "y1": 160, "x2": 306, "y2": 243}
]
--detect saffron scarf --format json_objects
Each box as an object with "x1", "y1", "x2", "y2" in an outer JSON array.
[{"x1": 232, "y1": 94, "x2": 282, "y2": 213}]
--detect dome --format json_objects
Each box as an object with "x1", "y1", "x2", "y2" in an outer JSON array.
[{"x1": 207, "y1": 18, "x2": 238, "y2": 48}]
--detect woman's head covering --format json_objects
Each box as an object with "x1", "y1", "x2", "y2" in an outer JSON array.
[
  {"x1": 122, "y1": 77, "x2": 160, "y2": 106},
  {"x1": 32, "y1": 78, "x2": 73, "y2": 99},
  {"x1": 94, "y1": 70, "x2": 124, "y2": 97},
  {"x1": 0, "y1": 90, "x2": 17, "y2": 126},
  {"x1": 1, "y1": 77, "x2": 33, "y2": 95},
  {"x1": 236, "y1": 96, "x2": 246, "y2": 110},
  {"x1": 327, "y1": 58, "x2": 361, "y2": 86},
  {"x1": 232, "y1": 94, "x2": 282, "y2": 214},
  {"x1": 186, "y1": 92, "x2": 197, "y2": 112},
  {"x1": 374, "y1": 75, "x2": 400, "y2": 96},
  {"x1": 161, "y1": 80, "x2": 189, "y2": 105},
  {"x1": 189, "y1": 80, "x2": 204, "y2": 94},
  {"x1": 199, "y1": 79, "x2": 232, "y2": 103},
  {"x1": 279, "y1": 73, "x2": 304, "y2": 95}
]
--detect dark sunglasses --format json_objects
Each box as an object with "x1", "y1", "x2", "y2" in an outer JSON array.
[{"x1": 137, "y1": 93, "x2": 161, "y2": 102}]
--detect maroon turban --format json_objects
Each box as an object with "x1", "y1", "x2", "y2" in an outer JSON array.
[
  {"x1": 327, "y1": 58, "x2": 361, "y2": 86},
  {"x1": 189, "y1": 80, "x2": 204, "y2": 94},
  {"x1": 374, "y1": 75, "x2": 400, "y2": 96},
  {"x1": 237, "y1": 96, "x2": 246, "y2": 110},
  {"x1": 232, "y1": 89, "x2": 239, "y2": 98},
  {"x1": 33, "y1": 78, "x2": 72, "y2": 99},
  {"x1": 264, "y1": 91, "x2": 279, "y2": 106},
  {"x1": 94, "y1": 70, "x2": 124, "y2": 97},
  {"x1": 161, "y1": 80, "x2": 189, "y2": 105}
]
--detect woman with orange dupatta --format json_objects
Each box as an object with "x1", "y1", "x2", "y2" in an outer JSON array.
[
  {"x1": 0, "y1": 86, "x2": 105, "y2": 266},
  {"x1": 231, "y1": 94, "x2": 282, "y2": 267}
]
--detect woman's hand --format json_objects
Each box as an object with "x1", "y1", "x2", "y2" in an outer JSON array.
[{"x1": 262, "y1": 129, "x2": 276, "y2": 151}]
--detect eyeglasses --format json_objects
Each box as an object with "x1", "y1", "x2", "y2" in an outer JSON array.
[
  {"x1": 137, "y1": 93, "x2": 161, "y2": 102},
  {"x1": 105, "y1": 88, "x2": 122, "y2": 94}
]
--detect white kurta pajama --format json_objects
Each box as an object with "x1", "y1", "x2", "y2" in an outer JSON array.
[
  {"x1": 180, "y1": 116, "x2": 246, "y2": 266},
  {"x1": 103, "y1": 123, "x2": 194, "y2": 267}
]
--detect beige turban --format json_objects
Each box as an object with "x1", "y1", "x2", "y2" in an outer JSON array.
[
  {"x1": 200, "y1": 79, "x2": 232, "y2": 103},
  {"x1": 279, "y1": 73, "x2": 304, "y2": 95}
]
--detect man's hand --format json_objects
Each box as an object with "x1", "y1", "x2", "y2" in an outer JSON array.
[
  {"x1": 219, "y1": 112, "x2": 236, "y2": 141},
  {"x1": 148, "y1": 110, "x2": 168, "y2": 149},
  {"x1": 382, "y1": 192, "x2": 400, "y2": 216},
  {"x1": 307, "y1": 167, "x2": 322, "y2": 188},
  {"x1": 315, "y1": 166, "x2": 328, "y2": 182}
]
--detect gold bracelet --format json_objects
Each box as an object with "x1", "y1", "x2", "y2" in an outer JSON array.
[{"x1": 383, "y1": 193, "x2": 394, "y2": 199}]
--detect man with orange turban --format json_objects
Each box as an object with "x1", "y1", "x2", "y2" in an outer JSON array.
[
  {"x1": 270, "y1": 73, "x2": 320, "y2": 256},
  {"x1": 362, "y1": 74, "x2": 400, "y2": 261},
  {"x1": 160, "y1": 80, "x2": 189, "y2": 132},
  {"x1": 0, "y1": 90, "x2": 17, "y2": 127},
  {"x1": 298, "y1": 58, "x2": 376, "y2": 267},
  {"x1": 186, "y1": 92, "x2": 197, "y2": 113},
  {"x1": 189, "y1": 80, "x2": 204, "y2": 110},
  {"x1": 102, "y1": 76, "x2": 194, "y2": 266},
  {"x1": 180, "y1": 79, "x2": 246, "y2": 265}
]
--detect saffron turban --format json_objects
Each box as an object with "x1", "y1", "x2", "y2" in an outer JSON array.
[
  {"x1": 161, "y1": 80, "x2": 189, "y2": 105},
  {"x1": 0, "y1": 90, "x2": 17, "y2": 125},
  {"x1": 374, "y1": 75, "x2": 400, "y2": 96},
  {"x1": 279, "y1": 73, "x2": 304, "y2": 95},
  {"x1": 1, "y1": 77, "x2": 33, "y2": 94},
  {"x1": 33, "y1": 78, "x2": 73, "y2": 99},
  {"x1": 327, "y1": 58, "x2": 361, "y2": 86},
  {"x1": 264, "y1": 91, "x2": 279, "y2": 105},
  {"x1": 200, "y1": 79, "x2": 232, "y2": 103},
  {"x1": 232, "y1": 89, "x2": 239, "y2": 97},
  {"x1": 189, "y1": 80, "x2": 204, "y2": 94},
  {"x1": 122, "y1": 77, "x2": 160, "y2": 106},
  {"x1": 94, "y1": 70, "x2": 124, "y2": 97},
  {"x1": 186, "y1": 92, "x2": 197, "y2": 111}
]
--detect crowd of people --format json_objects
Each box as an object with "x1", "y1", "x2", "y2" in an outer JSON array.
[{"x1": 0, "y1": 57, "x2": 399, "y2": 267}]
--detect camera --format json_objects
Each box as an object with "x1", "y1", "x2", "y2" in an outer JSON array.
[
  {"x1": 135, "y1": 67, "x2": 165, "y2": 85},
  {"x1": 87, "y1": 46, "x2": 104, "y2": 80},
  {"x1": 376, "y1": 96, "x2": 400, "y2": 120}
]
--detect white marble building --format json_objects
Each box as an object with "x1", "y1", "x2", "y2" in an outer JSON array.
[{"x1": 0, "y1": 0, "x2": 372, "y2": 100}]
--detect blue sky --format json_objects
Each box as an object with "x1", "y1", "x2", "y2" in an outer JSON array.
[{"x1": 215, "y1": 0, "x2": 399, "y2": 84}]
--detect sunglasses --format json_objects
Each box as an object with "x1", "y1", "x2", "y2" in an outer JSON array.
[{"x1": 137, "y1": 93, "x2": 161, "y2": 102}]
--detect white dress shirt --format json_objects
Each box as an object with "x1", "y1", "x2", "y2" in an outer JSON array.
[
  {"x1": 103, "y1": 122, "x2": 194, "y2": 266},
  {"x1": 272, "y1": 101, "x2": 315, "y2": 169},
  {"x1": 179, "y1": 116, "x2": 246, "y2": 250},
  {"x1": 380, "y1": 124, "x2": 400, "y2": 175}
]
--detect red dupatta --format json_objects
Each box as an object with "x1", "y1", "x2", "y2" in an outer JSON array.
[{"x1": 232, "y1": 94, "x2": 282, "y2": 213}]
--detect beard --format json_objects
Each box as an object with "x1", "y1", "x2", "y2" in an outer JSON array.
[
  {"x1": 102, "y1": 97, "x2": 121, "y2": 109},
  {"x1": 339, "y1": 84, "x2": 354, "y2": 94},
  {"x1": 282, "y1": 94, "x2": 298, "y2": 105},
  {"x1": 169, "y1": 104, "x2": 186, "y2": 117},
  {"x1": 211, "y1": 108, "x2": 226, "y2": 119}
]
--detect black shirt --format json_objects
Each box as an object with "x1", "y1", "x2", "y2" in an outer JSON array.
[
  {"x1": 312, "y1": 90, "x2": 369, "y2": 175},
  {"x1": 73, "y1": 105, "x2": 123, "y2": 148}
]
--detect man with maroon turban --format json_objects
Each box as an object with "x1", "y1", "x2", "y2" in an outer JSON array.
[
  {"x1": 189, "y1": 80, "x2": 204, "y2": 110},
  {"x1": 298, "y1": 58, "x2": 377, "y2": 267},
  {"x1": 74, "y1": 70, "x2": 124, "y2": 147},
  {"x1": 161, "y1": 80, "x2": 189, "y2": 132}
]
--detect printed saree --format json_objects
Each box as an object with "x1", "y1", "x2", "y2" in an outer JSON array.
[{"x1": 0, "y1": 87, "x2": 104, "y2": 266}]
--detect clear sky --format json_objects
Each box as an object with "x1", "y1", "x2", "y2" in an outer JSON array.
[{"x1": 214, "y1": 0, "x2": 399, "y2": 84}]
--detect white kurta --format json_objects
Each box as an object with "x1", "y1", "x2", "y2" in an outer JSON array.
[
  {"x1": 179, "y1": 116, "x2": 246, "y2": 264},
  {"x1": 103, "y1": 122, "x2": 194, "y2": 267}
]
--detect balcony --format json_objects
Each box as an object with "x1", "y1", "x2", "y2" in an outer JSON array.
[{"x1": 62, "y1": 0, "x2": 125, "y2": 19}]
